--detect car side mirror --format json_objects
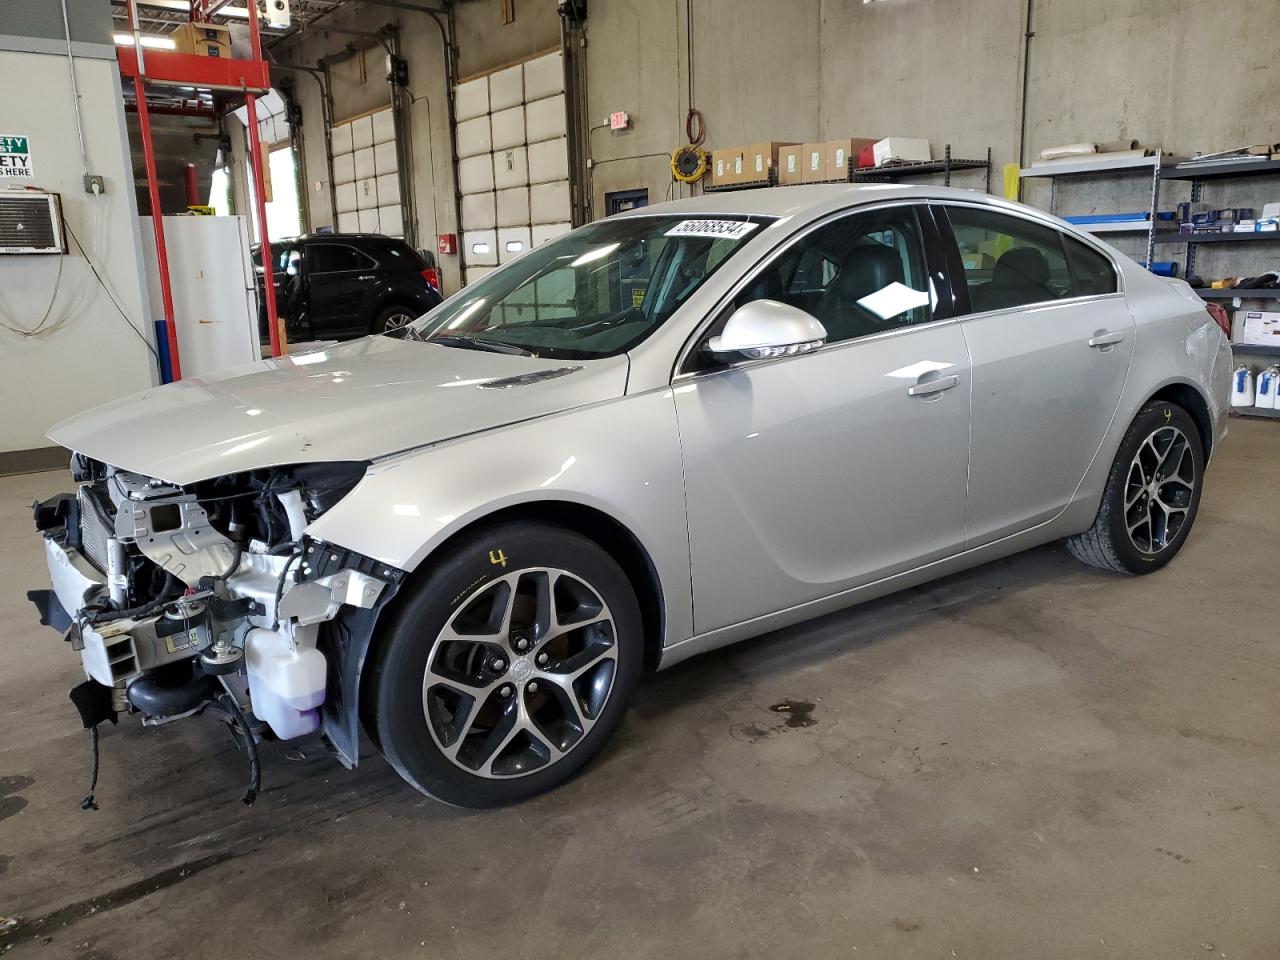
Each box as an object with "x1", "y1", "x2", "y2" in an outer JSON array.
[{"x1": 705, "y1": 299, "x2": 828, "y2": 361}]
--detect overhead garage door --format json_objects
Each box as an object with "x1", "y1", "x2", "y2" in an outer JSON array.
[
  {"x1": 454, "y1": 51, "x2": 572, "y2": 286},
  {"x1": 330, "y1": 107, "x2": 402, "y2": 238}
]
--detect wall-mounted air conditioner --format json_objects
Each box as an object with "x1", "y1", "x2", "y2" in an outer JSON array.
[{"x1": 0, "y1": 192, "x2": 66, "y2": 254}]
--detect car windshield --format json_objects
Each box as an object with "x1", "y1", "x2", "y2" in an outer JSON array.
[{"x1": 408, "y1": 214, "x2": 774, "y2": 359}]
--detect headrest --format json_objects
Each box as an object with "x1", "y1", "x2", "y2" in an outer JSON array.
[{"x1": 993, "y1": 246, "x2": 1050, "y2": 288}]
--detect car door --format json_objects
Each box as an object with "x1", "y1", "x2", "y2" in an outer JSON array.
[
  {"x1": 937, "y1": 202, "x2": 1135, "y2": 548},
  {"x1": 306, "y1": 242, "x2": 379, "y2": 338},
  {"x1": 673, "y1": 204, "x2": 973, "y2": 634}
]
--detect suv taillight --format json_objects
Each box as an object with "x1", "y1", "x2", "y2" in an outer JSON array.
[{"x1": 422, "y1": 268, "x2": 440, "y2": 292}]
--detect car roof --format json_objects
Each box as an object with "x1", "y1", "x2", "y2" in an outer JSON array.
[{"x1": 614, "y1": 183, "x2": 1016, "y2": 221}]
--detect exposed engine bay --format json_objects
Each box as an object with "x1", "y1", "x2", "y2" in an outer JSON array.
[{"x1": 30, "y1": 455, "x2": 405, "y2": 806}]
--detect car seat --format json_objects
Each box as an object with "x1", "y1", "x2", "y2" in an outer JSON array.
[
  {"x1": 815, "y1": 244, "x2": 906, "y2": 342},
  {"x1": 976, "y1": 246, "x2": 1052, "y2": 312}
]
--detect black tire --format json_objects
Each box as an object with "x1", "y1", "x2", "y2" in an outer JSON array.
[
  {"x1": 366, "y1": 521, "x2": 643, "y2": 807},
  {"x1": 372, "y1": 304, "x2": 419, "y2": 334},
  {"x1": 1066, "y1": 401, "x2": 1204, "y2": 575}
]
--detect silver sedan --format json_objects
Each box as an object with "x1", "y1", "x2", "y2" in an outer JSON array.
[{"x1": 35, "y1": 185, "x2": 1231, "y2": 807}]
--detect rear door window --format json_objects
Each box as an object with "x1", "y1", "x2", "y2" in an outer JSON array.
[
  {"x1": 308, "y1": 244, "x2": 375, "y2": 274},
  {"x1": 944, "y1": 206, "x2": 1074, "y2": 313}
]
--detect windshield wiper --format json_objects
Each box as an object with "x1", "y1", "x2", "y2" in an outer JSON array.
[{"x1": 426, "y1": 335, "x2": 536, "y2": 357}]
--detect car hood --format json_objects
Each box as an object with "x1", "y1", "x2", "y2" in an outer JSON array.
[{"x1": 48, "y1": 336, "x2": 630, "y2": 484}]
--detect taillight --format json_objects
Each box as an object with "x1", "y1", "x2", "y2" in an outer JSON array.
[
  {"x1": 1204, "y1": 302, "x2": 1230, "y2": 337},
  {"x1": 422, "y1": 268, "x2": 440, "y2": 292}
]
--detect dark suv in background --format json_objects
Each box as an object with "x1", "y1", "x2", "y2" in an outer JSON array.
[{"x1": 255, "y1": 234, "x2": 443, "y2": 342}]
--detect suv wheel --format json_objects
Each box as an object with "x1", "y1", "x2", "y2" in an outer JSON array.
[
  {"x1": 374, "y1": 305, "x2": 417, "y2": 334},
  {"x1": 366, "y1": 522, "x2": 643, "y2": 807}
]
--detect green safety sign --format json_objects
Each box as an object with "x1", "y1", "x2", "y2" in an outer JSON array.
[{"x1": 0, "y1": 135, "x2": 33, "y2": 179}]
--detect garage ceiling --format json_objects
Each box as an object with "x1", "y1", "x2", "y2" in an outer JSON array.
[{"x1": 110, "y1": 0, "x2": 349, "y2": 45}]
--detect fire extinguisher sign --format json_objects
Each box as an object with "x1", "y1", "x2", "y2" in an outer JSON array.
[{"x1": 0, "y1": 135, "x2": 33, "y2": 179}]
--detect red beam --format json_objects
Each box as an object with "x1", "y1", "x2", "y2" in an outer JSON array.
[
  {"x1": 116, "y1": 46, "x2": 271, "y2": 93},
  {"x1": 126, "y1": 0, "x2": 183, "y2": 381}
]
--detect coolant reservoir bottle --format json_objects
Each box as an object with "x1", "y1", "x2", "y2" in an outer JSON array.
[
  {"x1": 1231, "y1": 364, "x2": 1254, "y2": 407},
  {"x1": 1255, "y1": 365, "x2": 1279, "y2": 410},
  {"x1": 244, "y1": 627, "x2": 326, "y2": 739}
]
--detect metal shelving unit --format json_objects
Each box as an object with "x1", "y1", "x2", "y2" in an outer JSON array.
[
  {"x1": 1019, "y1": 151, "x2": 1180, "y2": 268},
  {"x1": 1155, "y1": 156, "x2": 1280, "y2": 277},
  {"x1": 702, "y1": 144, "x2": 993, "y2": 193},
  {"x1": 1198, "y1": 289, "x2": 1280, "y2": 300},
  {"x1": 849, "y1": 145, "x2": 992, "y2": 191},
  {"x1": 1229, "y1": 343, "x2": 1280, "y2": 356},
  {"x1": 1155, "y1": 231, "x2": 1280, "y2": 245}
]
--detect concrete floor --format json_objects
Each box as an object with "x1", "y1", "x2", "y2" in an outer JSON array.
[{"x1": 2, "y1": 420, "x2": 1277, "y2": 959}]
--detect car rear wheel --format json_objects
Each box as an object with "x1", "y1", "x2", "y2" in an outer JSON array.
[
  {"x1": 366, "y1": 522, "x2": 643, "y2": 807},
  {"x1": 373, "y1": 305, "x2": 418, "y2": 334},
  {"x1": 1066, "y1": 401, "x2": 1204, "y2": 574}
]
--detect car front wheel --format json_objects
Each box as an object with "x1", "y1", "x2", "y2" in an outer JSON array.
[
  {"x1": 366, "y1": 522, "x2": 643, "y2": 807},
  {"x1": 1067, "y1": 400, "x2": 1205, "y2": 574}
]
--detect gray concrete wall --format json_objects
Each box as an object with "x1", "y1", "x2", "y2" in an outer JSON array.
[{"x1": 280, "y1": 0, "x2": 1278, "y2": 285}]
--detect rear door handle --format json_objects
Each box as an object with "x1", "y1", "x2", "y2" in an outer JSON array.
[
  {"x1": 1088, "y1": 330, "x2": 1126, "y2": 348},
  {"x1": 908, "y1": 374, "x2": 961, "y2": 397}
]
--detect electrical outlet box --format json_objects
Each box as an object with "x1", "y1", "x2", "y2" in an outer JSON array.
[{"x1": 83, "y1": 174, "x2": 105, "y2": 194}]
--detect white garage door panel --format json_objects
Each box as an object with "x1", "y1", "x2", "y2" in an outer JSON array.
[
  {"x1": 490, "y1": 106, "x2": 525, "y2": 151},
  {"x1": 354, "y1": 146, "x2": 376, "y2": 181},
  {"x1": 330, "y1": 123, "x2": 353, "y2": 155},
  {"x1": 465, "y1": 266, "x2": 495, "y2": 285},
  {"x1": 456, "y1": 116, "x2": 492, "y2": 158},
  {"x1": 375, "y1": 173, "x2": 400, "y2": 207},
  {"x1": 496, "y1": 187, "x2": 530, "y2": 227},
  {"x1": 463, "y1": 229, "x2": 498, "y2": 266},
  {"x1": 351, "y1": 115, "x2": 374, "y2": 151},
  {"x1": 489, "y1": 64, "x2": 523, "y2": 111},
  {"x1": 379, "y1": 205, "x2": 403, "y2": 237},
  {"x1": 532, "y1": 222, "x2": 572, "y2": 246},
  {"x1": 525, "y1": 94, "x2": 567, "y2": 143},
  {"x1": 374, "y1": 141, "x2": 398, "y2": 176},
  {"x1": 454, "y1": 76, "x2": 489, "y2": 122},
  {"x1": 523, "y1": 52, "x2": 564, "y2": 101},
  {"x1": 462, "y1": 191, "x2": 497, "y2": 231},
  {"x1": 358, "y1": 208, "x2": 380, "y2": 232},
  {"x1": 530, "y1": 180, "x2": 572, "y2": 224},
  {"x1": 334, "y1": 153, "x2": 356, "y2": 186},
  {"x1": 528, "y1": 137, "x2": 569, "y2": 184},
  {"x1": 356, "y1": 177, "x2": 379, "y2": 210},
  {"x1": 372, "y1": 108, "x2": 396, "y2": 145},
  {"x1": 338, "y1": 211, "x2": 360, "y2": 233},
  {"x1": 335, "y1": 181, "x2": 358, "y2": 214},
  {"x1": 493, "y1": 147, "x2": 529, "y2": 189},
  {"x1": 498, "y1": 226, "x2": 531, "y2": 263},
  {"x1": 458, "y1": 154, "x2": 495, "y2": 195}
]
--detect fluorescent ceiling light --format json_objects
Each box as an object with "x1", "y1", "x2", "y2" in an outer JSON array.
[
  {"x1": 133, "y1": 0, "x2": 252, "y2": 18},
  {"x1": 114, "y1": 32, "x2": 177, "y2": 49}
]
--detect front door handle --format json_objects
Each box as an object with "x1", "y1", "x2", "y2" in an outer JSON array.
[
  {"x1": 908, "y1": 374, "x2": 961, "y2": 397},
  {"x1": 1088, "y1": 330, "x2": 1126, "y2": 349}
]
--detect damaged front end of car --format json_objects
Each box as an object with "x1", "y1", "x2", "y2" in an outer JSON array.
[{"x1": 29, "y1": 455, "x2": 405, "y2": 807}]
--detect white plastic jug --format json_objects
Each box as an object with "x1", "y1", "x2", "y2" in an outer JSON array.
[
  {"x1": 1231, "y1": 364, "x2": 1254, "y2": 407},
  {"x1": 244, "y1": 626, "x2": 326, "y2": 740},
  {"x1": 1255, "y1": 365, "x2": 1279, "y2": 410}
]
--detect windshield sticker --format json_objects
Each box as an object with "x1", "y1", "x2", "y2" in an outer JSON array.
[{"x1": 665, "y1": 219, "x2": 760, "y2": 240}]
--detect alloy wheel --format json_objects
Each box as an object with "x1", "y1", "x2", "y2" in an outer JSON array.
[
  {"x1": 1123, "y1": 425, "x2": 1196, "y2": 555},
  {"x1": 421, "y1": 568, "x2": 619, "y2": 779},
  {"x1": 382, "y1": 312, "x2": 414, "y2": 330}
]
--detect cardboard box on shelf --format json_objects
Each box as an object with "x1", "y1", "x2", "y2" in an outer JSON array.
[
  {"x1": 801, "y1": 142, "x2": 827, "y2": 183},
  {"x1": 825, "y1": 138, "x2": 879, "y2": 180},
  {"x1": 778, "y1": 145, "x2": 806, "y2": 185},
  {"x1": 1235, "y1": 311, "x2": 1280, "y2": 346},
  {"x1": 873, "y1": 137, "x2": 931, "y2": 167},
  {"x1": 743, "y1": 142, "x2": 796, "y2": 183},
  {"x1": 171, "y1": 21, "x2": 233, "y2": 58},
  {"x1": 709, "y1": 147, "x2": 745, "y2": 187}
]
